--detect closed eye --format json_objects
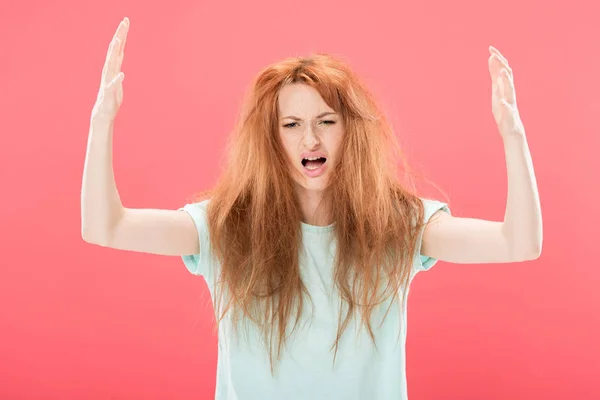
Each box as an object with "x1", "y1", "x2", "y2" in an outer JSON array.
[{"x1": 282, "y1": 120, "x2": 336, "y2": 129}]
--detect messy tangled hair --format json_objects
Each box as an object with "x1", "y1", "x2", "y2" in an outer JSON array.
[{"x1": 198, "y1": 54, "x2": 425, "y2": 371}]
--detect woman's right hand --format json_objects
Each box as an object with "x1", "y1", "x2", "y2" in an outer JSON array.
[{"x1": 91, "y1": 18, "x2": 130, "y2": 122}]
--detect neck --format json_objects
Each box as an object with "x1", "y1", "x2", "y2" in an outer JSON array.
[{"x1": 295, "y1": 187, "x2": 332, "y2": 227}]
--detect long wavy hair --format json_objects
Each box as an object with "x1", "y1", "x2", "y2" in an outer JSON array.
[{"x1": 195, "y1": 53, "x2": 426, "y2": 372}]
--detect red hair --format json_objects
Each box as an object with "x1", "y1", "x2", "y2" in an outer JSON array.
[{"x1": 194, "y1": 54, "x2": 425, "y2": 372}]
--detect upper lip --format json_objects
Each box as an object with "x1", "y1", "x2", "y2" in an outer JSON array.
[{"x1": 301, "y1": 151, "x2": 327, "y2": 160}]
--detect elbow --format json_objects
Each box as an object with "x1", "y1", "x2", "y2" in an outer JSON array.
[
  {"x1": 81, "y1": 226, "x2": 110, "y2": 247},
  {"x1": 81, "y1": 227, "x2": 93, "y2": 244},
  {"x1": 512, "y1": 239, "x2": 543, "y2": 262},
  {"x1": 81, "y1": 230, "x2": 99, "y2": 245},
  {"x1": 503, "y1": 224, "x2": 543, "y2": 262},
  {"x1": 527, "y1": 234, "x2": 543, "y2": 260},
  {"x1": 523, "y1": 245, "x2": 542, "y2": 261}
]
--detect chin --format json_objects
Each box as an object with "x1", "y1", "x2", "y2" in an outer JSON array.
[{"x1": 294, "y1": 174, "x2": 329, "y2": 193}]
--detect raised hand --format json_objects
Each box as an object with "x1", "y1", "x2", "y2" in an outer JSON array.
[
  {"x1": 488, "y1": 46, "x2": 525, "y2": 137},
  {"x1": 91, "y1": 18, "x2": 130, "y2": 122}
]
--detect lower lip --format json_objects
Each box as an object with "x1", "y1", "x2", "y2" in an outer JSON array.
[{"x1": 303, "y1": 162, "x2": 327, "y2": 178}]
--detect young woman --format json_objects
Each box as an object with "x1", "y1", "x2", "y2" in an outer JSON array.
[{"x1": 81, "y1": 17, "x2": 542, "y2": 400}]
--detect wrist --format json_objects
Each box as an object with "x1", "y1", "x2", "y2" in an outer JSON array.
[
  {"x1": 90, "y1": 114, "x2": 116, "y2": 129},
  {"x1": 501, "y1": 130, "x2": 528, "y2": 152}
]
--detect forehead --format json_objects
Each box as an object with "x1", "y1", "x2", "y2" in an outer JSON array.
[{"x1": 277, "y1": 83, "x2": 334, "y2": 116}]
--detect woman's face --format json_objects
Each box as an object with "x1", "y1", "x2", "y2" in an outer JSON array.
[{"x1": 277, "y1": 83, "x2": 345, "y2": 194}]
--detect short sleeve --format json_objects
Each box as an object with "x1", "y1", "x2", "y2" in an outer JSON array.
[
  {"x1": 413, "y1": 198, "x2": 451, "y2": 273},
  {"x1": 178, "y1": 199, "x2": 216, "y2": 278}
]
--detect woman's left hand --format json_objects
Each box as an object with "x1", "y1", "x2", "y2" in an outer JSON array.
[{"x1": 488, "y1": 46, "x2": 525, "y2": 138}]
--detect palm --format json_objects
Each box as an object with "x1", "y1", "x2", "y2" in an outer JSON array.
[
  {"x1": 92, "y1": 18, "x2": 129, "y2": 121},
  {"x1": 488, "y1": 46, "x2": 524, "y2": 136}
]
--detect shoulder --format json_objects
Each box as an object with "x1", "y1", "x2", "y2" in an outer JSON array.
[
  {"x1": 182, "y1": 198, "x2": 211, "y2": 210},
  {"x1": 180, "y1": 198, "x2": 211, "y2": 218},
  {"x1": 178, "y1": 198, "x2": 213, "y2": 239},
  {"x1": 419, "y1": 198, "x2": 451, "y2": 223},
  {"x1": 412, "y1": 198, "x2": 451, "y2": 272}
]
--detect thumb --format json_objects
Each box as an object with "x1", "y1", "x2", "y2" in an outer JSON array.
[
  {"x1": 499, "y1": 99, "x2": 512, "y2": 110},
  {"x1": 106, "y1": 72, "x2": 125, "y2": 90}
]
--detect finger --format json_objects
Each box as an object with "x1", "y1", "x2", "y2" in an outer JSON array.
[
  {"x1": 500, "y1": 68, "x2": 515, "y2": 89},
  {"x1": 101, "y1": 37, "x2": 119, "y2": 86},
  {"x1": 120, "y1": 36, "x2": 127, "y2": 57},
  {"x1": 112, "y1": 18, "x2": 128, "y2": 44},
  {"x1": 106, "y1": 37, "x2": 122, "y2": 86},
  {"x1": 492, "y1": 75, "x2": 500, "y2": 96},
  {"x1": 117, "y1": 18, "x2": 130, "y2": 57},
  {"x1": 491, "y1": 49, "x2": 512, "y2": 78},
  {"x1": 489, "y1": 54, "x2": 512, "y2": 83},
  {"x1": 493, "y1": 53, "x2": 512, "y2": 75},
  {"x1": 116, "y1": 46, "x2": 125, "y2": 74},
  {"x1": 496, "y1": 75, "x2": 504, "y2": 99},
  {"x1": 489, "y1": 46, "x2": 509, "y2": 65},
  {"x1": 498, "y1": 69, "x2": 516, "y2": 104},
  {"x1": 117, "y1": 25, "x2": 129, "y2": 71},
  {"x1": 115, "y1": 20, "x2": 130, "y2": 78},
  {"x1": 101, "y1": 19, "x2": 128, "y2": 84}
]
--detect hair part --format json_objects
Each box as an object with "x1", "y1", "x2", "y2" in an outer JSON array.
[{"x1": 194, "y1": 53, "x2": 426, "y2": 373}]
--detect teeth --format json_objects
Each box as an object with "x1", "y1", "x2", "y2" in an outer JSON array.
[{"x1": 301, "y1": 156, "x2": 326, "y2": 171}]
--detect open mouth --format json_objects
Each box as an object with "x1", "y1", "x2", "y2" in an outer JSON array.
[{"x1": 301, "y1": 157, "x2": 327, "y2": 171}]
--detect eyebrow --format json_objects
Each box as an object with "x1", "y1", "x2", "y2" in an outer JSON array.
[{"x1": 279, "y1": 112, "x2": 337, "y2": 120}]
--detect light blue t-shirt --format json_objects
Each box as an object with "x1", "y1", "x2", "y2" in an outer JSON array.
[{"x1": 179, "y1": 198, "x2": 449, "y2": 400}]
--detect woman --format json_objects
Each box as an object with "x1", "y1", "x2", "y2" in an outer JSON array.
[{"x1": 81, "y1": 17, "x2": 542, "y2": 400}]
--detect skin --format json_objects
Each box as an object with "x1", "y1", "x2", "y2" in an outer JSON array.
[
  {"x1": 84, "y1": 17, "x2": 542, "y2": 267},
  {"x1": 277, "y1": 83, "x2": 345, "y2": 226},
  {"x1": 276, "y1": 48, "x2": 543, "y2": 264},
  {"x1": 420, "y1": 46, "x2": 543, "y2": 263}
]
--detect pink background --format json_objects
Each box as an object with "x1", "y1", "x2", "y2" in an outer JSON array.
[{"x1": 1, "y1": 0, "x2": 598, "y2": 398}]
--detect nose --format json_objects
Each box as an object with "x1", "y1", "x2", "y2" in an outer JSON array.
[{"x1": 302, "y1": 125, "x2": 320, "y2": 148}]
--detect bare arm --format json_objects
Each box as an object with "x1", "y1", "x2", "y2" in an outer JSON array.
[
  {"x1": 81, "y1": 17, "x2": 199, "y2": 256},
  {"x1": 81, "y1": 118, "x2": 199, "y2": 255},
  {"x1": 420, "y1": 46, "x2": 542, "y2": 264}
]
